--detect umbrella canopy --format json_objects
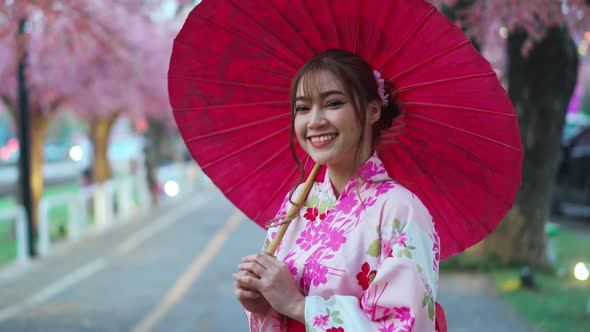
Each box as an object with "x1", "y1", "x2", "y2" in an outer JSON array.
[{"x1": 168, "y1": 0, "x2": 523, "y2": 259}]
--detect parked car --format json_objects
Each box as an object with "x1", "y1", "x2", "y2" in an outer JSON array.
[{"x1": 552, "y1": 125, "x2": 590, "y2": 217}]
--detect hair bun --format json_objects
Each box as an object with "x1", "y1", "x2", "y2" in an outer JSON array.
[{"x1": 374, "y1": 80, "x2": 400, "y2": 137}]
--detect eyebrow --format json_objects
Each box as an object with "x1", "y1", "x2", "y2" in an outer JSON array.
[{"x1": 295, "y1": 90, "x2": 345, "y2": 102}]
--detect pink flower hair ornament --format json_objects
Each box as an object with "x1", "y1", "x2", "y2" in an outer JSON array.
[{"x1": 373, "y1": 70, "x2": 389, "y2": 107}]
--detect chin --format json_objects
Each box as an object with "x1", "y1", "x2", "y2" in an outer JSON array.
[{"x1": 307, "y1": 152, "x2": 337, "y2": 166}]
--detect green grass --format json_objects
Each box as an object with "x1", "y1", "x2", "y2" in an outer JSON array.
[
  {"x1": 0, "y1": 227, "x2": 16, "y2": 266},
  {"x1": 0, "y1": 182, "x2": 79, "y2": 267},
  {"x1": 490, "y1": 228, "x2": 590, "y2": 332},
  {"x1": 0, "y1": 180, "x2": 140, "y2": 267},
  {"x1": 0, "y1": 195, "x2": 16, "y2": 211}
]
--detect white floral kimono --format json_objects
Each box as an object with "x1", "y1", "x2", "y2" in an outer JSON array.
[{"x1": 245, "y1": 154, "x2": 440, "y2": 332}]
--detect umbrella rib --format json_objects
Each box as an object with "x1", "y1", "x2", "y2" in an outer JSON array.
[
  {"x1": 199, "y1": 126, "x2": 290, "y2": 170},
  {"x1": 390, "y1": 40, "x2": 470, "y2": 82},
  {"x1": 254, "y1": 162, "x2": 300, "y2": 222},
  {"x1": 295, "y1": 0, "x2": 327, "y2": 50},
  {"x1": 257, "y1": 153, "x2": 312, "y2": 222},
  {"x1": 173, "y1": 100, "x2": 288, "y2": 112},
  {"x1": 354, "y1": 0, "x2": 360, "y2": 54},
  {"x1": 391, "y1": 143, "x2": 481, "y2": 248},
  {"x1": 400, "y1": 140, "x2": 497, "y2": 236},
  {"x1": 172, "y1": 39, "x2": 292, "y2": 81},
  {"x1": 381, "y1": 147, "x2": 461, "y2": 252},
  {"x1": 388, "y1": 127, "x2": 516, "y2": 207},
  {"x1": 400, "y1": 102, "x2": 517, "y2": 118},
  {"x1": 224, "y1": 0, "x2": 311, "y2": 62},
  {"x1": 168, "y1": 74, "x2": 289, "y2": 92},
  {"x1": 397, "y1": 121, "x2": 519, "y2": 183},
  {"x1": 404, "y1": 112, "x2": 522, "y2": 151},
  {"x1": 393, "y1": 72, "x2": 496, "y2": 94},
  {"x1": 365, "y1": 0, "x2": 397, "y2": 60},
  {"x1": 226, "y1": 144, "x2": 291, "y2": 195},
  {"x1": 406, "y1": 139, "x2": 494, "y2": 241},
  {"x1": 265, "y1": 0, "x2": 317, "y2": 57},
  {"x1": 377, "y1": 8, "x2": 436, "y2": 72},
  {"x1": 183, "y1": 114, "x2": 290, "y2": 141},
  {"x1": 194, "y1": 14, "x2": 299, "y2": 71},
  {"x1": 326, "y1": 0, "x2": 341, "y2": 49}
]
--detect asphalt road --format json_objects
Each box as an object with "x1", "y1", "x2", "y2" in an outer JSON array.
[{"x1": 0, "y1": 187, "x2": 537, "y2": 332}]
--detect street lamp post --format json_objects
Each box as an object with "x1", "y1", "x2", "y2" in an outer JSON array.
[{"x1": 17, "y1": 17, "x2": 36, "y2": 257}]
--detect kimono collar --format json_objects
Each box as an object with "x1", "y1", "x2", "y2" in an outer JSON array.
[{"x1": 321, "y1": 152, "x2": 392, "y2": 197}]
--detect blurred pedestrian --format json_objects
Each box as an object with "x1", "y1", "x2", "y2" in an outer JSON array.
[
  {"x1": 79, "y1": 167, "x2": 92, "y2": 188},
  {"x1": 143, "y1": 147, "x2": 159, "y2": 206}
]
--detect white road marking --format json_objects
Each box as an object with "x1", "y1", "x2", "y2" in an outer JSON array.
[
  {"x1": 0, "y1": 194, "x2": 209, "y2": 323},
  {"x1": 0, "y1": 259, "x2": 106, "y2": 322},
  {"x1": 27, "y1": 259, "x2": 107, "y2": 305},
  {"x1": 131, "y1": 209, "x2": 244, "y2": 332}
]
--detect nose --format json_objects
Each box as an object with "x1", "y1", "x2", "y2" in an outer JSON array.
[{"x1": 307, "y1": 106, "x2": 325, "y2": 129}]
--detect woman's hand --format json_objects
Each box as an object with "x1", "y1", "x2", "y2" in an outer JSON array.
[
  {"x1": 233, "y1": 270, "x2": 270, "y2": 318},
  {"x1": 233, "y1": 253, "x2": 305, "y2": 323}
]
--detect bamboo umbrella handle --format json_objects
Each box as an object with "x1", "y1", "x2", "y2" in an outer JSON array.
[{"x1": 265, "y1": 163, "x2": 321, "y2": 255}]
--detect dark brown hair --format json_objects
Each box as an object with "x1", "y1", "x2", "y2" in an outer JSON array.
[{"x1": 281, "y1": 49, "x2": 401, "y2": 212}]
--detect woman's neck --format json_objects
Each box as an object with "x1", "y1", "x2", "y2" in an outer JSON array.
[
  {"x1": 328, "y1": 165, "x2": 355, "y2": 198},
  {"x1": 328, "y1": 149, "x2": 373, "y2": 198}
]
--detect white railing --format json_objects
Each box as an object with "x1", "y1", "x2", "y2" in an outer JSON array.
[
  {"x1": 0, "y1": 205, "x2": 29, "y2": 264},
  {"x1": 36, "y1": 162, "x2": 198, "y2": 257}
]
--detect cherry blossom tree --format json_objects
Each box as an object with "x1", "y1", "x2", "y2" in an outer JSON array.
[
  {"x1": 0, "y1": 0, "x2": 167, "y2": 232},
  {"x1": 431, "y1": 0, "x2": 590, "y2": 267},
  {"x1": 64, "y1": 13, "x2": 174, "y2": 184}
]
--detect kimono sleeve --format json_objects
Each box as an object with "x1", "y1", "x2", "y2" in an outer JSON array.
[
  {"x1": 304, "y1": 195, "x2": 440, "y2": 332},
  {"x1": 243, "y1": 190, "x2": 295, "y2": 331},
  {"x1": 243, "y1": 221, "x2": 285, "y2": 331}
]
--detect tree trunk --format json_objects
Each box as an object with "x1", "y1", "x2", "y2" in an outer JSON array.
[
  {"x1": 482, "y1": 27, "x2": 579, "y2": 268},
  {"x1": 15, "y1": 110, "x2": 49, "y2": 234},
  {"x1": 146, "y1": 118, "x2": 175, "y2": 165},
  {"x1": 89, "y1": 114, "x2": 118, "y2": 183}
]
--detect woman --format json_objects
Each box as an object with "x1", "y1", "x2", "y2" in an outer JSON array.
[{"x1": 233, "y1": 49, "x2": 441, "y2": 332}]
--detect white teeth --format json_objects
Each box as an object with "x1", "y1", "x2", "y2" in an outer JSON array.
[{"x1": 310, "y1": 135, "x2": 336, "y2": 143}]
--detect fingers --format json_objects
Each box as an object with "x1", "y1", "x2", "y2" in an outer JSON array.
[
  {"x1": 236, "y1": 253, "x2": 289, "y2": 292},
  {"x1": 242, "y1": 253, "x2": 281, "y2": 270},
  {"x1": 250, "y1": 253, "x2": 274, "y2": 265},
  {"x1": 241, "y1": 254, "x2": 262, "y2": 263},
  {"x1": 235, "y1": 270, "x2": 257, "y2": 290},
  {"x1": 234, "y1": 287, "x2": 263, "y2": 301},
  {"x1": 233, "y1": 271, "x2": 263, "y2": 290},
  {"x1": 238, "y1": 261, "x2": 266, "y2": 277}
]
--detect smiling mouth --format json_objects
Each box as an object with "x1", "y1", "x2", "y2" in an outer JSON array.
[{"x1": 309, "y1": 134, "x2": 337, "y2": 146}]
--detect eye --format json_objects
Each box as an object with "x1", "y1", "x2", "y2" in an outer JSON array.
[
  {"x1": 326, "y1": 100, "x2": 345, "y2": 108},
  {"x1": 295, "y1": 105, "x2": 309, "y2": 113}
]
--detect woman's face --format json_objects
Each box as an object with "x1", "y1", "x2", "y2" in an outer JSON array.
[{"x1": 293, "y1": 71, "x2": 379, "y2": 170}]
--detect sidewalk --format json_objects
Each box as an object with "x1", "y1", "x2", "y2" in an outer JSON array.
[{"x1": 438, "y1": 272, "x2": 538, "y2": 332}]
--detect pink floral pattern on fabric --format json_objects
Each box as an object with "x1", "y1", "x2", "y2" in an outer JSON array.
[
  {"x1": 245, "y1": 154, "x2": 439, "y2": 332},
  {"x1": 431, "y1": 233, "x2": 441, "y2": 272},
  {"x1": 313, "y1": 314, "x2": 330, "y2": 328}
]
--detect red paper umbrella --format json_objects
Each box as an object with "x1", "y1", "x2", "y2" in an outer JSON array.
[{"x1": 168, "y1": 0, "x2": 523, "y2": 259}]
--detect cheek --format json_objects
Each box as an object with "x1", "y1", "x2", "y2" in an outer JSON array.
[{"x1": 293, "y1": 117, "x2": 307, "y2": 143}]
